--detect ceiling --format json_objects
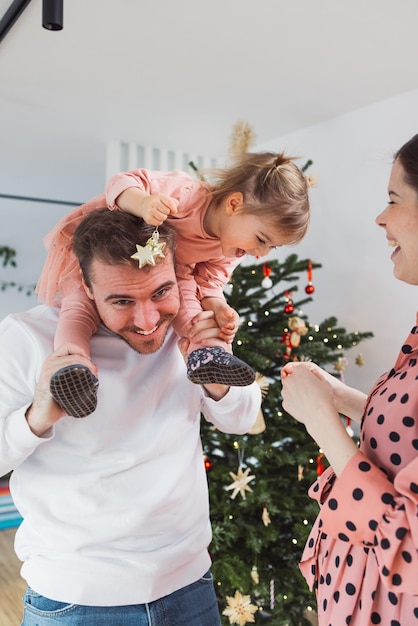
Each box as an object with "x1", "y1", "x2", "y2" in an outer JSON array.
[{"x1": 1, "y1": 0, "x2": 418, "y2": 160}]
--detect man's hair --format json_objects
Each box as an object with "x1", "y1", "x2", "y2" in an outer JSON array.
[{"x1": 72, "y1": 208, "x2": 177, "y2": 288}]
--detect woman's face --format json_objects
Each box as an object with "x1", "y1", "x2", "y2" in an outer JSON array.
[{"x1": 376, "y1": 159, "x2": 418, "y2": 285}]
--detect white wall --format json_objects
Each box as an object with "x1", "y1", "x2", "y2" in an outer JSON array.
[
  {"x1": 0, "y1": 88, "x2": 417, "y2": 396},
  {"x1": 256, "y1": 87, "x2": 418, "y2": 393}
]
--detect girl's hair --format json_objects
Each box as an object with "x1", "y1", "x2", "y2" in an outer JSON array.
[
  {"x1": 395, "y1": 134, "x2": 418, "y2": 196},
  {"x1": 205, "y1": 151, "x2": 311, "y2": 244}
]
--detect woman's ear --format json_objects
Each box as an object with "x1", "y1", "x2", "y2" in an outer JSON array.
[{"x1": 225, "y1": 191, "x2": 244, "y2": 215}]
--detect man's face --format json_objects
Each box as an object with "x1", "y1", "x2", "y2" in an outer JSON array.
[{"x1": 84, "y1": 253, "x2": 180, "y2": 354}]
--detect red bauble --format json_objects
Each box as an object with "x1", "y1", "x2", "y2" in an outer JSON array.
[
  {"x1": 305, "y1": 284, "x2": 315, "y2": 295},
  {"x1": 284, "y1": 302, "x2": 294, "y2": 314},
  {"x1": 203, "y1": 455, "x2": 213, "y2": 472}
]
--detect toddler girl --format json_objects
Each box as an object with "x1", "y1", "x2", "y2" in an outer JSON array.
[{"x1": 37, "y1": 151, "x2": 311, "y2": 417}]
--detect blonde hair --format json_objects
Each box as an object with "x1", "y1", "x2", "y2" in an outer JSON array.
[{"x1": 205, "y1": 152, "x2": 311, "y2": 244}]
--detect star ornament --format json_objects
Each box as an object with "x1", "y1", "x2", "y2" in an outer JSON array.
[
  {"x1": 130, "y1": 229, "x2": 166, "y2": 268},
  {"x1": 222, "y1": 590, "x2": 258, "y2": 625},
  {"x1": 225, "y1": 466, "x2": 255, "y2": 500}
]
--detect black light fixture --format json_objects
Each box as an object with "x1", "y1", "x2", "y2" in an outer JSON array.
[{"x1": 42, "y1": 0, "x2": 63, "y2": 31}]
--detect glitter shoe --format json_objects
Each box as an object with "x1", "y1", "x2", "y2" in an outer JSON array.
[
  {"x1": 187, "y1": 347, "x2": 256, "y2": 386},
  {"x1": 50, "y1": 364, "x2": 99, "y2": 418}
]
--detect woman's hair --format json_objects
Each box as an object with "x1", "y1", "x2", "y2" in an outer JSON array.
[
  {"x1": 73, "y1": 209, "x2": 177, "y2": 288},
  {"x1": 205, "y1": 151, "x2": 311, "y2": 244},
  {"x1": 395, "y1": 134, "x2": 418, "y2": 196}
]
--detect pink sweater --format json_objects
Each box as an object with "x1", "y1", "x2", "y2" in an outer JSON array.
[{"x1": 36, "y1": 169, "x2": 242, "y2": 345}]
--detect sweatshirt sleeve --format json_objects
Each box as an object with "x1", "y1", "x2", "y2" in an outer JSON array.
[
  {"x1": 0, "y1": 316, "x2": 54, "y2": 476},
  {"x1": 200, "y1": 382, "x2": 261, "y2": 435},
  {"x1": 318, "y1": 450, "x2": 418, "y2": 594}
]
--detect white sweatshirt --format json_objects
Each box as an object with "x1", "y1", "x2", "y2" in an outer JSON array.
[{"x1": 0, "y1": 305, "x2": 260, "y2": 606}]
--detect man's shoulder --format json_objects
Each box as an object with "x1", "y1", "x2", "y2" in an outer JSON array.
[{"x1": 1, "y1": 305, "x2": 59, "y2": 332}]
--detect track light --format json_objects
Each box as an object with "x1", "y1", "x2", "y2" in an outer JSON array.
[{"x1": 42, "y1": 0, "x2": 63, "y2": 31}]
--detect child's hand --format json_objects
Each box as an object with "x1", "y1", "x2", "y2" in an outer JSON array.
[
  {"x1": 139, "y1": 193, "x2": 178, "y2": 226},
  {"x1": 214, "y1": 305, "x2": 240, "y2": 343},
  {"x1": 117, "y1": 187, "x2": 178, "y2": 225}
]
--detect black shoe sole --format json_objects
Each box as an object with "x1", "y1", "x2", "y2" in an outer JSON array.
[
  {"x1": 50, "y1": 365, "x2": 99, "y2": 418},
  {"x1": 188, "y1": 360, "x2": 256, "y2": 387}
]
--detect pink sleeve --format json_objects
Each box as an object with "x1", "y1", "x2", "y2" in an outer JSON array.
[
  {"x1": 319, "y1": 451, "x2": 418, "y2": 594},
  {"x1": 105, "y1": 169, "x2": 197, "y2": 208}
]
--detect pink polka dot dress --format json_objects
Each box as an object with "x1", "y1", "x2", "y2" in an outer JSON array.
[{"x1": 301, "y1": 315, "x2": 418, "y2": 625}]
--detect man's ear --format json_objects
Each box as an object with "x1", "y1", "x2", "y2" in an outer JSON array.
[
  {"x1": 225, "y1": 192, "x2": 244, "y2": 215},
  {"x1": 81, "y1": 275, "x2": 94, "y2": 301}
]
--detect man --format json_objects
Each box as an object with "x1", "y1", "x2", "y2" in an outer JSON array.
[{"x1": 0, "y1": 210, "x2": 260, "y2": 626}]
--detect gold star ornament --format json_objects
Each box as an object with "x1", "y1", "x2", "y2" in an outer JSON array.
[
  {"x1": 225, "y1": 466, "x2": 255, "y2": 500},
  {"x1": 222, "y1": 590, "x2": 258, "y2": 625},
  {"x1": 130, "y1": 229, "x2": 166, "y2": 268}
]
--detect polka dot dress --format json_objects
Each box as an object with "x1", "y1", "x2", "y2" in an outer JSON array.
[{"x1": 300, "y1": 315, "x2": 418, "y2": 625}]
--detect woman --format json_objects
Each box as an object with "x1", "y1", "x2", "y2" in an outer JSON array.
[{"x1": 281, "y1": 133, "x2": 418, "y2": 625}]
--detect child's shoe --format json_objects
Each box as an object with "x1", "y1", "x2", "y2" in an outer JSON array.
[
  {"x1": 50, "y1": 364, "x2": 99, "y2": 418},
  {"x1": 187, "y1": 347, "x2": 255, "y2": 386}
]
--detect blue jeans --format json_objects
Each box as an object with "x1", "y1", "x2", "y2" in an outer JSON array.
[{"x1": 21, "y1": 570, "x2": 221, "y2": 626}]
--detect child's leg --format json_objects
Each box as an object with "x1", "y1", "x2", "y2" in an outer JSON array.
[
  {"x1": 54, "y1": 287, "x2": 99, "y2": 355},
  {"x1": 50, "y1": 288, "x2": 100, "y2": 418}
]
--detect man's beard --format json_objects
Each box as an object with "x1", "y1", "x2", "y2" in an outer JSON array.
[{"x1": 115, "y1": 315, "x2": 175, "y2": 355}]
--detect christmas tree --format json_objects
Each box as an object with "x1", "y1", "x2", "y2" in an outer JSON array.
[{"x1": 201, "y1": 255, "x2": 373, "y2": 626}]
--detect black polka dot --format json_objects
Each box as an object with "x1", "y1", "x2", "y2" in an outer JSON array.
[
  {"x1": 396, "y1": 527, "x2": 407, "y2": 540},
  {"x1": 401, "y1": 344, "x2": 413, "y2": 354},
  {"x1": 346, "y1": 554, "x2": 353, "y2": 567},
  {"x1": 414, "y1": 608, "x2": 418, "y2": 617},
  {"x1": 333, "y1": 590, "x2": 340, "y2": 603},
  {"x1": 389, "y1": 431, "x2": 400, "y2": 442},
  {"x1": 392, "y1": 573, "x2": 402, "y2": 586},
  {"x1": 369, "y1": 519, "x2": 378, "y2": 531},
  {"x1": 412, "y1": 439, "x2": 418, "y2": 450},
  {"x1": 376, "y1": 414, "x2": 385, "y2": 424},
  {"x1": 381, "y1": 492, "x2": 394, "y2": 505},
  {"x1": 313, "y1": 483, "x2": 319, "y2": 492},
  {"x1": 390, "y1": 621, "x2": 401, "y2": 626},
  {"x1": 371, "y1": 613, "x2": 381, "y2": 624},
  {"x1": 326, "y1": 573, "x2": 332, "y2": 585},
  {"x1": 345, "y1": 582, "x2": 356, "y2": 595},
  {"x1": 400, "y1": 371, "x2": 407, "y2": 379},
  {"x1": 370, "y1": 437, "x2": 378, "y2": 449},
  {"x1": 335, "y1": 556, "x2": 340, "y2": 568},
  {"x1": 359, "y1": 461, "x2": 371, "y2": 471},
  {"x1": 308, "y1": 538, "x2": 314, "y2": 548},
  {"x1": 338, "y1": 532, "x2": 349, "y2": 542},
  {"x1": 323, "y1": 598, "x2": 327, "y2": 611},
  {"x1": 410, "y1": 482, "x2": 418, "y2": 493},
  {"x1": 400, "y1": 393, "x2": 409, "y2": 403},
  {"x1": 352, "y1": 488, "x2": 363, "y2": 500},
  {"x1": 382, "y1": 566, "x2": 389, "y2": 576},
  {"x1": 346, "y1": 521, "x2": 356, "y2": 531},
  {"x1": 401, "y1": 551, "x2": 412, "y2": 563},
  {"x1": 328, "y1": 498, "x2": 338, "y2": 510},
  {"x1": 388, "y1": 591, "x2": 398, "y2": 605},
  {"x1": 390, "y1": 453, "x2": 402, "y2": 465},
  {"x1": 346, "y1": 617, "x2": 352, "y2": 625},
  {"x1": 403, "y1": 416, "x2": 415, "y2": 427},
  {"x1": 381, "y1": 538, "x2": 390, "y2": 549},
  {"x1": 388, "y1": 393, "x2": 397, "y2": 402}
]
